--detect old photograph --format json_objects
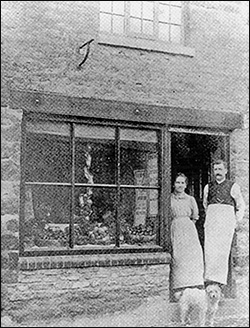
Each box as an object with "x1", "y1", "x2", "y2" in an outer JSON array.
[{"x1": 1, "y1": 1, "x2": 249, "y2": 327}]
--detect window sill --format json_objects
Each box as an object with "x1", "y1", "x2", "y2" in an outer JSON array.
[
  {"x1": 98, "y1": 33, "x2": 195, "y2": 57},
  {"x1": 19, "y1": 251, "x2": 171, "y2": 271}
]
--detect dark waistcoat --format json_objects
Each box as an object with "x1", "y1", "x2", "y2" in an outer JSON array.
[{"x1": 207, "y1": 179, "x2": 235, "y2": 207}]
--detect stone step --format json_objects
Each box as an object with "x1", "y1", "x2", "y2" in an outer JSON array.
[
  {"x1": 168, "y1": 297, "x2": 249, "y2": 324},
  {"x1": 216, "y1": 298, "x2": 249, "y2": 318}
]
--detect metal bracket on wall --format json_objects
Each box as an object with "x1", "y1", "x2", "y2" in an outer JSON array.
[{"x1": 77, "y1": 39, "x2": 94, "y2": 69}]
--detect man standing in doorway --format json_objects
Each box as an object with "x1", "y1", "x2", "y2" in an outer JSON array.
[{"x1": 203, "y1": 160, "x2": 246, "y2": 288}]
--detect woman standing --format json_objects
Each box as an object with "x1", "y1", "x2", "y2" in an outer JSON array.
[{"x1": 170, "y1": 173, "x2": 205, "y2": 295}]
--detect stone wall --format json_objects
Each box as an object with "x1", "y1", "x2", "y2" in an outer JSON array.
[
  {"x1": 1, "y1": 105, "x2": 22, "y2": 320},
  {"x1": 1, "y1": 106, "x2": 22, "y2": 281},
  {"x1": 3, "y1": 254, "x2": 170, "y2": 323}
]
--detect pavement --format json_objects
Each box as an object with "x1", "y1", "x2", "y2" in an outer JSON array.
[{"x1": 1, "y1": 271, "x2": 248, "y2": 327}]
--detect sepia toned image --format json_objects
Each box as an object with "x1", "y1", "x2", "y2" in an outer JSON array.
[{"x1": 1, "y1": 1, "x2": 249, "y2": 327}]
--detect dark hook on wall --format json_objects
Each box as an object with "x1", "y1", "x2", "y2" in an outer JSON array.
[{"x1": 77, "y1": 39, "x2": 94, "y2": 69}]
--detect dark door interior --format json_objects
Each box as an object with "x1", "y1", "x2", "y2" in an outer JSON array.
[
  {"x1": 170, "y1": 130, "x2": 235, "y2": 298},
  {"x1": 171, "y1": 131, "x2": 228, "y2": 247}
]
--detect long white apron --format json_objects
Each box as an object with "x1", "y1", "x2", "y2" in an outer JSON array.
[
  {"x1": 171, "y1": 216, "x2": 205, "y2": 289},
  {"x1": 204, "y1": 204, "x2": 236, "y2": 285}
]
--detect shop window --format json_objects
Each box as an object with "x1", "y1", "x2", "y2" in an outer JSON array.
[{"x1": 21, "y1": 117, "x2": 162, "y2": 254}]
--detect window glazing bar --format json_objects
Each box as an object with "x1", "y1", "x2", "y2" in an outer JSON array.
[
  {"x1": 115, "y1": 127, "x2": 121, "y2": 247},
  {"x1": 168, "y1": 127, "x2": 228, "y2": 136},
  {"x1": 25, "y1": 182, "x2": 72, "y2": 186},
  {"x1": 19, "y1": 117, "x2": 27, "y2": 255},
  {"x1": 24, "y1": 182, "x2": 161, "y2": 189},
  {"x1": 69, "y1": 123, "x2": 75, "y2": 249},
  {"x1": 156, "y1": 129, "x2": 163, "y2": 245},
  {"x1": 120, "y1": 184, "x2": 160, "y2": 189}
]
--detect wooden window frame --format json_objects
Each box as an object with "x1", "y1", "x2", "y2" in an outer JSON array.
[
  {"x1": 10, "y1": 88, "x2": 243, "y2": 258},
  {"x1": 100, "y1": 1, "x2": 183, "y2": 42},
  {"x1": 98, "y1": 1, "x2": 195, "y2": 57},
  {"x1": 19, "y1": 114, "x2": 167, "y2": 257}
]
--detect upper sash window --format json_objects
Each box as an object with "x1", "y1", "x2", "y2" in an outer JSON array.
[{"x1": 100, "y1": 1, "x2": 183, "y2": 44}]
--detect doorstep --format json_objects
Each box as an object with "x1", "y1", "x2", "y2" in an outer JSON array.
[{"x1": 168, "y1": 297, "x2": 249, "y2": 325}]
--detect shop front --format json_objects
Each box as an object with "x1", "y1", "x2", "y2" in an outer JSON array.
[{"x1": 2, "y1": 88, "x2": 243, "y2": 321}]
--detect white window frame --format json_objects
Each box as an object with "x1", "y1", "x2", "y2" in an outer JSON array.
[{"x1": 98, "y1": 1, "x2": 195, "y2": 57}]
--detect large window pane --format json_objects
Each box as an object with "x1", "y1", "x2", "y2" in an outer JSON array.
[
  {"x1": 143, "y1": 20, "x2": 154, "y2": 35},
  {"x1": 22, "y1": 119, "x2": 162, "y2": 253},
  {"x1": 170, "y1": 25, "x2": 181, "y2": 43},
  {"x1": 120, "y1": 129, "x2": 158, "y2": 186},
  {"x1": 113, "y1": 15, "x2": 124, "y2": 34},
  {"x1": 159, "y1": 23, "x2": 170, "y2": 41},
  {"x1": 130, "y1": 17, "x2": 142, "y2": 33},
  {"x1": 113, "y1": 1, "x2": 125, "y2": 15},
  {"x1": 159, "y1": 4, "x2": 170, "y2": 22},
  {"x1": 142, "y1": 2, "x2": 154, "y2": 20},
  {"x1": 74, "y1": 187, "x2": 117, "y2": 247},
  {"x1": 100, "y1": 13, "x2": 112, "y2": 32},
  {"x1": 120, "y1": 188, "x2": 158, "y2": 247},
  {"x1": 24, "y1": 185, "x2": 70, "y2": 251},
  {"x1": 75, "y1": 125, "x2": 116, "y2": 184},
  {"x1": 100, "y1": 1, "x2": 112, "y2": 13},
  {"x1": 170, "y1": 6, "x2": 182, "y2": 24},
  {"x1": 26, "y1": 121, "x2": 71, "y2": 183},
  {"x1": 130, "y1": 2, "x2": 142, "y2": 18}
]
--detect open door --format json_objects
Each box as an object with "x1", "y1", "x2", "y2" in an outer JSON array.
[{"x1": 169, "y1": 127, "x2": 236, "y2": 300}]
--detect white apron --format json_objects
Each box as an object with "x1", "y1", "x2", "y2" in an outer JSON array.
[
  {"x1": 171, "y1": 216, "x2": 205, "y2": 289},
  {"x1": 204, "y1": 204, "x2": 236, "y2": 285}
]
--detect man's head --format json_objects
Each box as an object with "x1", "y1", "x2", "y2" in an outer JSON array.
[{"x1": 212, "y1": 160, "x2": 228, "y2": 182}]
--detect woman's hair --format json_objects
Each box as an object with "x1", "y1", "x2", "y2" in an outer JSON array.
[{"x1": 174, "y1": 172, "x2": 188, "y2": 185}]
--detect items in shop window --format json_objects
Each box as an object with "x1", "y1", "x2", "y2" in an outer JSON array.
[
  {"x1": 24, "y1": 201, "x2": 54, "y2": 247},
  {"x1": 43, "y1": 226, "x2": 68, "y2": 247},
  {"x1": 79, "y1": 193, "x2": 93, "y2": 220},
  {"x1": 134, "y1": 170, "x2": 147, "y2": 226},
  {"x1": 79, "y1": 144, "x2": 94, "y2": 220},
  {"x1": 88, "y1": 222, "x2": 113, "y2": 245},
  {"x1": 126, "y1": 222, "x2": 156, "y2": 245}
]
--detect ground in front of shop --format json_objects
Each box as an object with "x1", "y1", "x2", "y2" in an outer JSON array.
[{"x1": 1, "y1": 265, "x2": 248, "y2": 328}]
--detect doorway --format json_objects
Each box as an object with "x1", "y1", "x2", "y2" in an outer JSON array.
[
  {"x1": 170, "y1": 129, "x2": 229, "y2": 248},
  {"x1": 169, "y1": 128, "x2": 235, "y2": 299}
]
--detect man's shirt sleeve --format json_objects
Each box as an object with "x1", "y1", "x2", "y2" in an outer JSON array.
[
  {"x1": 231, "y1": 183, "x2": 246, "y2": 222},
  {"x1": 203, "y1": 184, "x2": 209, "y2": 211}
]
